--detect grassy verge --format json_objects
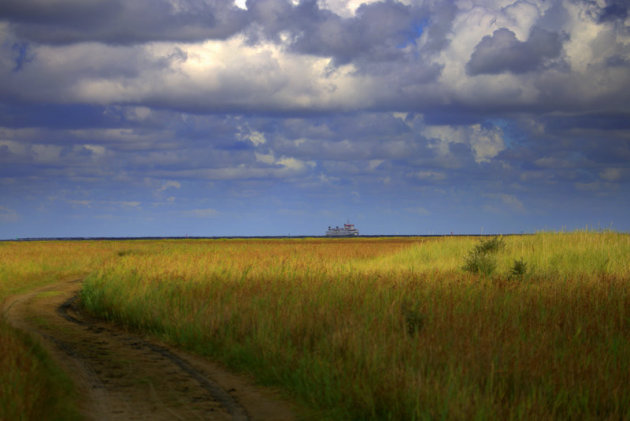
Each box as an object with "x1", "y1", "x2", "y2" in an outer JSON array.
[
  {"x1": 0, "y1": 320, "x2": 80, "y2": 421},
  {"x1": 0, "y1": 241, "x2": 118, "y2": 421},
  {"x1": 79, "y1": 233, "x2": 630, "y2": 419}
]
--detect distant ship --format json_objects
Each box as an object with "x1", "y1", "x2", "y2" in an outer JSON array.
[{"x1": 326, "y1": 222, "x2": 359, "y2": 237}]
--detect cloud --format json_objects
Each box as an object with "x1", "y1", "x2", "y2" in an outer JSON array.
[
  {"x1": 466, "y1": 27, "x2": 564, "y2": 75},
  {"x1": 422, "y1": 123, "x2": 505, "y2": 164},
  {"x1": 184, "y1": 208, "x2": 219, "y2": 218},
  {"x1": 0, "y1": 0, "x2": 249, "y2": 45},
  {"x1": 597, "y1": 0, "x2": 629, "y2": 23},
  {"x1": 283, "y1": 0, "x2": 429, "y2": 66},
  {"x1": 159, "y1": 180, "x2": 181, "y2": 191},
  {"x1": 238, "y1": 128, "x2": 266, "y2": 146}
]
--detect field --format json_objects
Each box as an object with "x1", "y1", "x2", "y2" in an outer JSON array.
[
  {"x1": 0, "y1": 241, "x2": 116, "y2": 420},
  {"x1": 2, "y1": 232, "x2": 630, "y2": 419}
]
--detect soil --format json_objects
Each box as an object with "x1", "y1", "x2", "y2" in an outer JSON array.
[{"x1": 3, "y1": 279, "x2": 299, "y2": 421}]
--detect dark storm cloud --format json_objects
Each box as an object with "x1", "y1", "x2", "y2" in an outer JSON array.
[
  {"x1": 292, "y1": 0, "x2": 426, "y2": 65},
  {"x1": 0, "y1": 0, "x2": 249, "y2": 44},
  {"x1": 466, "y1": 26, "x2": 565, "y2": 76},
  {"x1": 598, "y1": 0, "x2": 628, "y2": 23},
  {"x1": 1, "y1": 0, "x2": 429, "y2": 67},
  {"x1": 245, "y1": 0, "x2": 429, "y2": 67}
]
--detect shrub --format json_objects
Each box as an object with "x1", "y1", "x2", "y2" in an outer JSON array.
[
  {"x1": 463, "y1": 237, "x2": 504, "y2": 276},
  {"x1": 509, "y1": 258, "x2": 528, "y2": 280},
  {"x1": 472, "y1": 236, "x2": 505, "y2": 255}
]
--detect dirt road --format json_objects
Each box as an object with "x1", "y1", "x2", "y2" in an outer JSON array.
[{"x1": 3, "y1": 279, "x2": 298, "y2": 420}]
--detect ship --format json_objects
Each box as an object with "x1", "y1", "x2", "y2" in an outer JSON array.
[{"x1": 326, "y1": 222, "x2": 359, "y2": 237}]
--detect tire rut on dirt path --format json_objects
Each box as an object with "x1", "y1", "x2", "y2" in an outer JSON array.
[{"x1": 3, "y1": 279, "x2": 297, "y2": 421}]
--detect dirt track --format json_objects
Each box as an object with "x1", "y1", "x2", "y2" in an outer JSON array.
[{"x1": 3, "y1": 279, "x2": 298, "y2": 420}]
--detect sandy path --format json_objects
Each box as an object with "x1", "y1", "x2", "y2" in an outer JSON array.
[{"x1": 3, "y1": 279, "x2": 298, "y2": 421}]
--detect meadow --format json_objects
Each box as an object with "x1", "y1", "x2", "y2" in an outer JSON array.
[
  {"x1": 0, "y1": 241, "x2": 117, "y2": 420},
  {"x1": 2, "y1": 232, "x2": 630, "y2": 419}
]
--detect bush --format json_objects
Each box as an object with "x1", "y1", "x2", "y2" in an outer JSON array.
[
  {"x1": 463, "y1": 237, "x2": 504, "y2": 276},
  {"x1": 509, "y1": 258, "x2": 528, "y2": 280},
  {"x1": 472, "y1": 236, "x2": 505, "y2": 255},
  {"x1": 463, "y1": 252, "x2": 497, "y2": 276}
]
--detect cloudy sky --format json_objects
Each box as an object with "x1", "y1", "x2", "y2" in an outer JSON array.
[{"x1": 1, "y1": 0, "x2": 629, "y2": 238}]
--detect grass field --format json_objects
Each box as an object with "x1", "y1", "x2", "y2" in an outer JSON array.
[
  {"x1": 2, "y1": 232, "x2": 630, "y2": 419},
  {"x1": 81, "y1": 232, "x2": 630, "y2": 419},
  {"x1": 0, "y1": 241, "x2": 115, "y2": 420}
]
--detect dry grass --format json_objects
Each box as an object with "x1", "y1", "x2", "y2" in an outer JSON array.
[
  {"x1": 2, "y1": 234, "x2": 628, "y2": 419},
  {"x1": 0, "y1": 241, "x2": 117, "y2": 421},
  {"x1": 79, "y1": 232, "x2": 630, "y2": 419}
]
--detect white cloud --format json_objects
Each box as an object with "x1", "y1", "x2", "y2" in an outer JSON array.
[
  {"x1": 423, "y1": 123, "x2": 505, "y2": 163},
  {"x1": 368, "y1": 159, "x2": 384, "y2": 170},
  {"x1": 317, "y1": 0, "x2": 384, "y2": 18},
  {"x1": 83, "y1": 144, "x2": 106, "y2": 156},
  {"x1": 469, "y1": 124, "x2": 505, "y2": 163},
  {"x1": 159, "y1": 180, "x2": 181, "y2": 191},
  {"x1": 254, "y1": 150, "x2": 314, "y2": 172},
  {"x1": 1, "y1": 34, "x2": 375, "y2": 112},
  {"x1": 239, "y1": 128, "x2": 267, "y2": 146},
  {"x1": 277, "y1": 156, "x2": 311, "y2": 171},
  {"x1": 255, "y1": 151, "x2": 276, "y2": 164}
]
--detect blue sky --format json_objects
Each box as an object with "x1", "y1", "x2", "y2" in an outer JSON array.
[{"x1": 1, "y1": 0, "x2": 629, "y2": 238}]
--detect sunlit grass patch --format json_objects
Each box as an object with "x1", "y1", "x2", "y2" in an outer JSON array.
[{"x1": 80, "y1": 233, "x2": 630, "y2": 419}]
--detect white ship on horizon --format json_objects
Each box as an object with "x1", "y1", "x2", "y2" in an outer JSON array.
[{"x1": 326, "y1": 222, "x2": 359, "y2": 237}]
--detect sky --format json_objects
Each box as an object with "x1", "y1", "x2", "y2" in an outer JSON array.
[{"x1": 1, "y1": 0, "x2": 629, "y2": 238}]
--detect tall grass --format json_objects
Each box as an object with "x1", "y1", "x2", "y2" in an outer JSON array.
[
  {"x1": 80, "y1": 233, "x2": 630, "y2": 419},
  {"x1": 0, "y1": 241, "x2": 120, "y2": 421}
]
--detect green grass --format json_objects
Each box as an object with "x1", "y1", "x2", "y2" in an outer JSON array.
[
  {"x1": 0, "y1": 320, "x2": 81, "y2": 421},
  {"x1": 2, "y1": 233, "x2": 628, "y2": 419},
  {"x1": 0, "y1": 241, "x2": 117, "y2": 421},
  {"x1": 79, "y1": 232, "x2": 630, "y2": 419}
]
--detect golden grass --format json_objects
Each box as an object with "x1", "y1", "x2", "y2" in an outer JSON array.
[
  {"x1": 2, "y1": 234, "x2": 628, "y2": 419},
  {"x1": 78, "y1": 232, "x2": 630, "y2": 419},
  {"x1": 0, "y1": 241, "x2": 117, "y2": 421}
]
